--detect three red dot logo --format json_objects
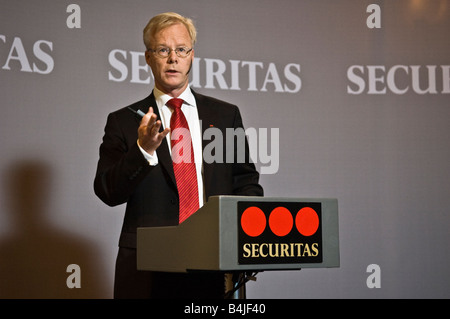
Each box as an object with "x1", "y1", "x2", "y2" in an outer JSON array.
[{"x1": 240, "y1": 206, "x2": 320, "y2": 237}]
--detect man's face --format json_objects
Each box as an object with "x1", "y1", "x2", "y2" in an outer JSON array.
[{"x1": 145, "y1": 23, "x2": 194, "y2": 96}]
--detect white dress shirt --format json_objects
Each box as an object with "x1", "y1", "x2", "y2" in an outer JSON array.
[{"x1": 138, "y1": 86, "x2": 204, "y2": 208}]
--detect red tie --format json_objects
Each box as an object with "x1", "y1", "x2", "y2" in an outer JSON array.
[{"x1": 167, "y1": 98, "x2": 199, "y2": 224}]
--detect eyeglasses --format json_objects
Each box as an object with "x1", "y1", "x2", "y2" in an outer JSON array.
[{"x1": 149, "y1": 46, "x2": 193, "y2": 58}]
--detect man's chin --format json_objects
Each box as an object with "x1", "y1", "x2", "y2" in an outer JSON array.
[{"x1": 156, "y1": 80, "x2": 188, "y2": 95}]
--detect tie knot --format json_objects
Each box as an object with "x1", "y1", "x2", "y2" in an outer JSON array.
[{"x1": 167, "y1": 98, "x2": 184, "y2": 110}]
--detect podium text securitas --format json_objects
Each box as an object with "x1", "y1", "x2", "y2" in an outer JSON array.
[{"x1": 238, "y1": 202, "x2": 322, "y2": 264}]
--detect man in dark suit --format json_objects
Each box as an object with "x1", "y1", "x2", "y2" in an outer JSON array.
[{"x1": 94, "y1": 12, "x2": 263, "y2": 298}]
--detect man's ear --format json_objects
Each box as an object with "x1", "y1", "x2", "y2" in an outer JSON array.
[{"x1": 145, "y1": 50, "x2": 152, "y2": 66}]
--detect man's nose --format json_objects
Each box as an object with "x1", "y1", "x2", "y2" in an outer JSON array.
[{"x1": 167, "y1": 50, "x2": 178, "y2": 63}]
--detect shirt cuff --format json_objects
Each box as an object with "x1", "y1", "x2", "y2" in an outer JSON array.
[{"x1": 137, "y1": 140, "x2": 158, "y2": 166}]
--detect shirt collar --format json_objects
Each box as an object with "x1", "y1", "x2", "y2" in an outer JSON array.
[{"x1": 153, "y1": 86, "x2": 196, "y2": 108}]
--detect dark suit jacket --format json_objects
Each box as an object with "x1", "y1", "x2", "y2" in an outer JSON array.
[{"x1": 94, "y1": 90, "x2": 263, "y2": 249}]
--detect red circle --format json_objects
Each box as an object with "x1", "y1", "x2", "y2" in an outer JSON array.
[
  {"x1": 241, "y1": 207, "x2": 266, "y2": 237},
  {"x1": 269, "y1": 207, "x2": 293, "y2": 237},
  {"x1": 295, "y1": 207, "x2": 319, "y2": 236}
]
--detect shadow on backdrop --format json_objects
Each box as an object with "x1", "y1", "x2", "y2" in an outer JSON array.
[{"x1": 0, "y1": 160, "x2": 109, "y2": 298}]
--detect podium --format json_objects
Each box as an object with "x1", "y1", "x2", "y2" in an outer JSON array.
[{"x1": 137, "y1": 196, "x2": 339, "y2": 273}]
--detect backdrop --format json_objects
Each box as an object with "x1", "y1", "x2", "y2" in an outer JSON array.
[{"x1": 1, "y1": 0, "x2": 449, "y2": 298}]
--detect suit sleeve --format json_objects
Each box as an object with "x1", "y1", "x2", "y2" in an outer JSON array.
[{"x1": 93, "y1": 111, "x2": 153, "y2": 207}]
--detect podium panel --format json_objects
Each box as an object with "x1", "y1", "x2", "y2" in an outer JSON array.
[{"x1": 137, "y1": 196, "x2": 339, "y2": 273}]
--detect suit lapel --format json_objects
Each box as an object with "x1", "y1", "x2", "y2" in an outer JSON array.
[
  {"x1": 193, "y1": 91, "x2": 215, "y2": 144},
  {"x1": 194, "y1": 91, "x2": 216, "y2": 199}
]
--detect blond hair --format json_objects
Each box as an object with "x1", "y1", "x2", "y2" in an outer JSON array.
[{"x1": 143, "y1": 12, "x2": 197, "y2": 50}]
